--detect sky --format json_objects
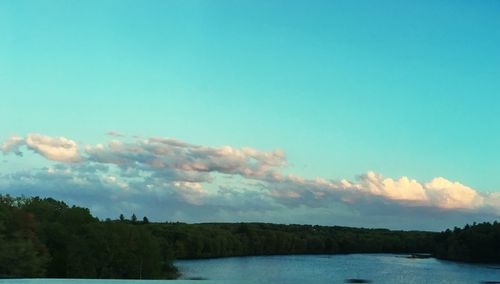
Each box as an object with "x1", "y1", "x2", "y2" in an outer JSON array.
[{"x1": 1, "y1": 0, "x2": 500, "y2": 231}]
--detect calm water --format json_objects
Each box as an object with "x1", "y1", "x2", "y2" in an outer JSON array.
[
  {"x1": 176, "y1": 254, "x2": 500, "y2": 284},
  {"x1": 2, "y1": 254, "x2": 500, "y2": 284}
]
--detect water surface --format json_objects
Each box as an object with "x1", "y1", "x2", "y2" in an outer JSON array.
[
  {"x1": 176, "y1": 254, "x2": 500, "y2": 284},
  {"x1": 2, "y1": 254, "x2": 499, "y2": 284}
]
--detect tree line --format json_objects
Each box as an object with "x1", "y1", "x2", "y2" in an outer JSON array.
[
  {"x1": 0, "y1": 195, "x2": 175, "y2": 279},
  {"x1": 434, "y1": 221, "x2": 500, "y2": 263},
  {"x1": 0, "y1": 195, "x2": 498, "y2": 279}
]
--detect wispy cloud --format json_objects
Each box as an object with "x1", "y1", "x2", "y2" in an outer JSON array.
[
  {"x1": 84, "y1": 137, "x2": 285, "y2": 182},
  {"x1": 2, "y1": 133, "x2": 499, "y2": 229},
  {"x1": 106, "y1": 131, "x2": 125, "y2": 137},
  {"x1": 1, "y1": 134, "x2": 24, "y2": 156}
]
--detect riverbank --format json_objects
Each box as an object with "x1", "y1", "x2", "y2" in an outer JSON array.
[{"x1": 1, "y1": 195, "x2": 499, "y2": 280}]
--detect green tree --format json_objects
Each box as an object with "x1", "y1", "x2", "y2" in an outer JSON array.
[{"x1": 0, "y1": 196, "x2": 49, "y2": 277}]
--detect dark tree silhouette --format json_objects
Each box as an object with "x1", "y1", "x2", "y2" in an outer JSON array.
[{"x1": 1, "y1": 194, "x2": 497, "y2": 280}]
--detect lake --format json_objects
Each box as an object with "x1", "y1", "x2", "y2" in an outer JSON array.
[
  {"x1": 2, "y1": 254, "x2": 500, "y2": 284},
  {"x1": 176, "y1": 254, "x2": 500, "y2": 284}
]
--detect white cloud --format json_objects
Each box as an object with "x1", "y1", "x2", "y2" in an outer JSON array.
[
  {"x1": 2, "y1": 132, "x2": 500, "y2": 228},
  {"x1": 2, "y1": 134, "x2": 82, "y2": 163},
  {"x1": 265, "y1": 171, "x2": 490, "y2": 211},
  {"x1": 358, "y1": 172, "x2": 428, "y2": 202},
  {"x1": 1, "y1": 134, "x2": 24, "y2": 156},
  {"x1": 425, "y1": 177, "x2": 484, "y2": 209},
  {"x1": 25, "y1": 134, "x2": 82, "y2": 162},
  {"x1": 85, "y1": 137, "x2": 286, "y2": 180}
]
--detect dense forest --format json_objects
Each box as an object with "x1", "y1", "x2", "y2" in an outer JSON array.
[
  {"x1": 0, "y1": 195, "x2": 175, "y2": 279},
  {"x1": 0, "y1": 195, "x2": 498, "y2": 279},
  {"x1": 434, "y1": 221, "x2": 500, "y2": 263},
  {"x1": 156, "y1": 222, "x2": 434, "y2": 259}
]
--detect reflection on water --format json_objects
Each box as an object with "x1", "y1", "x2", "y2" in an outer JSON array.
[
  {"x1": 0, "y1": 280, "x2": 240, "y2": 284},
  {"x1": 1, "y1": 254, "x2": 499, "y2": 284},
  {"x1": 176, "y1": 254, "x2": 500, "y2": 284}
]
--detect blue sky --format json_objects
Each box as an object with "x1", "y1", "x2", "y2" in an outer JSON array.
[{"x1": 1, "y1": 1, "x2": 500, "y2": 230}]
